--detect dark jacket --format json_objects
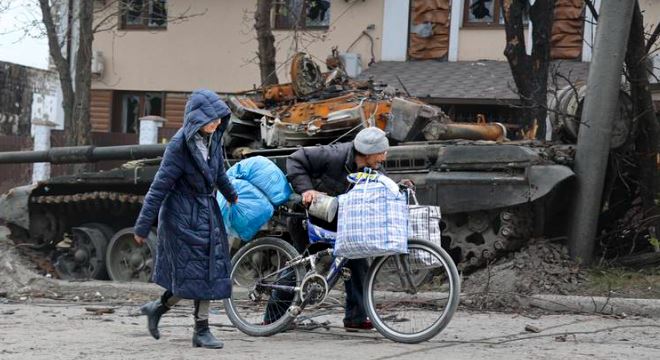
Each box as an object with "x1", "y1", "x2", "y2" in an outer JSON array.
[
  {"x1": 134, "y1": 89, "x2": 237, "y2": 300},
  {"x1": 286, "y1": 142, "x2": 361, "y2": 196}
]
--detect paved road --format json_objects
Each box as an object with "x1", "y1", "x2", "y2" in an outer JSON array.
[{"x1": 1, "y1": 301, "x2": 659, "y2": 360}]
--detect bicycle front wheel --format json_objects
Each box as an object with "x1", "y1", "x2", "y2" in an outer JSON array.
[
  {"x1": 223, "y1": 237, "x2": 305, "y2": 337},
  {"x1": 364, "y1": 239, "x2": 461, "y2": 343}
]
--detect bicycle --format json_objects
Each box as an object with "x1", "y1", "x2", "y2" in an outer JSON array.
[{"x1": 223, "y1": 193, "x2": 460, "y2": 344}]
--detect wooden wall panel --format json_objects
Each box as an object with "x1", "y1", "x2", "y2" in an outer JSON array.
[
  {"x1": 408, "y1": 0, "x2": 450, "y2": 60},
  {"x1": 164, "y1": 92, "x2": 187, "y2": 129},
  {"x1": 551, "y1": 0, "x2": 585, "y2": 60},
  {"x1": 90, "y1": 90, "x2": 113, "y2": 132}
]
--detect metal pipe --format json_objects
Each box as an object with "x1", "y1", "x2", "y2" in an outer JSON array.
[
  {"x1": 436, "y1": 123, "x2": 507, "y2": 141},
  {"x1": 0, "y1": 144, "x2": 166, "y2": 164},
  {"x1": 567, "y1": 0, "x2": 635, "y2": 264}
]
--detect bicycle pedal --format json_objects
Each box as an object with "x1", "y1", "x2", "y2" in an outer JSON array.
[
  {"x1": 340, "y1": 267, "x2": 352, "y2": 281},
  {"x1": 287, "y1": 305, "x2": 302, "y2": 316}
]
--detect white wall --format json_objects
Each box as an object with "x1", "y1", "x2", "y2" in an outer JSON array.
[{"x1": 381, "y1": 0, "x2": 409, "y2": 61}]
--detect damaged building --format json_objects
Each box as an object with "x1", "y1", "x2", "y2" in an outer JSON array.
[
  {"x1": 0, "y1": 0, "x2": 658, "y2": 282},
  {"x1": 85, "y1": 0, "x2": 658, "y2": 142}
]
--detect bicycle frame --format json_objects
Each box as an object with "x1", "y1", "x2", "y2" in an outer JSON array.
[
  {"x1": 252, "y1": 219, "x2": 349, "y2": 302},
  {"x1": 227, "y1": 188, "x2": 460, "y2": 343},
  {"x1": 252, "y1": 216, "x2": 427, "y2": 302}
]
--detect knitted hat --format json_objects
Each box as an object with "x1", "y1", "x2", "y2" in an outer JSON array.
[{"x1": 353, "y1": 127, "x2": 389, "y2": 155}]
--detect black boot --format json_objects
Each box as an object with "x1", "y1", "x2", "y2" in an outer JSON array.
[
  {"x1": 192, "y1": 319, "x2": 224, "y2": 349},
  {"x1": 140, "y1": 300, "x2": 169, "y2": 340}
]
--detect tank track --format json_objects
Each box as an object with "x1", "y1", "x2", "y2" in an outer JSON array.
[
  {"x1": 442, "y1": 205, "x2": 534, "y2": 272},
  {"x1": 25, "y1": 192, "x2": 533, "y2": 277},
  {"x1": 27, "y1": 192, "x2": 144, "y2": 247},
  {"x1": 31, "y1": 191, "x2": 144, "y2": 206},
  {"x1": 23, "y1": 192, "x2": 146, "y2": 279}
]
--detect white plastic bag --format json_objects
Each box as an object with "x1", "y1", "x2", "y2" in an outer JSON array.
[{"x1": 407, "y1": 191, "x2": 442, "y2": 266}]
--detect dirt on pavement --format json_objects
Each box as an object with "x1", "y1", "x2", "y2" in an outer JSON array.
[
  {"x1": 2, "y1": 226, "x2": 660, "y2": 359},
  {"x1": 1, "y1": 300, "x2": 659, "y2": 360},
  {"x1": 462, "y1": 239, "x2": 584, "y2": 311},
  {"x1": 0, "y1": 226, "x2": 159, "y2": 305},
  {"x1": 1, "y1": 225, "x2": 658, "y2": 314},
  {"x1": 462, "y1": 238, "x2": 660, "y2": 312}
]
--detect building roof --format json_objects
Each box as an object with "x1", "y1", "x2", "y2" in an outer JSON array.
[{"x1": 360, "y1": 60, "x2": 590, "y2": 105}]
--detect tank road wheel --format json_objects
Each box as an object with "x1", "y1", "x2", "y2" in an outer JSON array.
[
  {"x1": 54, "y1": 227, "x2": 109, "y2": 280},
  {"x1": 82, "y1": 223, "x2": 115, "y2": 244},
  {"x1": 106, "y1": 227, "x2": 156, "y2": 282}
]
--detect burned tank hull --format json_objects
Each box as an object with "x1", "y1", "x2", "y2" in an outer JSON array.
[{"x1": 0, "y1": 140, "x2": 575, "y2": 280}]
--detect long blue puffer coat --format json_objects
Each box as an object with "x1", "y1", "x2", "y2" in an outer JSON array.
[{"x1": 134, "y1": 89, "x2": 237, "y2": 300}]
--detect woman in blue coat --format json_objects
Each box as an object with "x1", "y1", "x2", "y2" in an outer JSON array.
[{"x1": 134, "y1": 89, "x2": 238, "y2": 349}]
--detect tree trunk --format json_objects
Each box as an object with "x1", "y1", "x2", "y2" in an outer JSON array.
[
  {"x1": 255, "y1": 0, "x2": 279, "y2": 86},
  {"x1": 39, "y1": 0, "x2": 93, "y2": 147},
  {"x1": 39, "y1": 0, "x2": 75, "y2": 144},
  {"x1": 501, "y1": 0, "x2": 555, "y2": 139},
  {"x1": 625, "y1": 1, "x2": 660, "y2": 244},
  {"x1": 72, "y1": 0, "x2": 93, "y2": 147}
]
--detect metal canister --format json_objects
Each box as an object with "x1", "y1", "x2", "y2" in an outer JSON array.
[{"x1": 308, "y1": 193, "x2": 338, "y2": 223}]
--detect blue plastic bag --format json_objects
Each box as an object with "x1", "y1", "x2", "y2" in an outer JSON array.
[
  {"x1": 217, "y1": 178, "x2": 274, "y2": 241},
  {"x1": 226, "y1": 156, "x2": 292, "y2": 206}
]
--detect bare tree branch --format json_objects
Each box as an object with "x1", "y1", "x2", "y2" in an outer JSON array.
[
  {"x1": 255, "y1": 0, "x2": 279, "y2": 85},
  {"x1": 38, "y1": 0, "x2": 74, "y2": 139},
  {"x1": 624, "y1": 1, "x2": 660, "y2": 251},
  {"x1": 645, "y1": 22, "x2": 660, "y2": 54},
  {"x1": 501, "y1": 0, "x2": 555, "y2": 139},
  {"x1": 584, "y1": 0, "x2": 598, "y2": 21},
  {"x1": 92, "y1": 1, "x2": 207, "y2": 34}
]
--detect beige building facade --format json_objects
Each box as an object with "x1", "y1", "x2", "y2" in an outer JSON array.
[
  {"x1": 92, "y1": 0, "x2": 384, "y2": 93},
  {"x1": 89, "y1": 0, "x2": 659, "y2": 135}
]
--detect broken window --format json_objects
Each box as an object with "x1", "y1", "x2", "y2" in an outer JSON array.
[
  {"x1": 113, "y1": 92, "x2": 164, "y2": 134},
  {"x1": 274, "y1": 0, "x2": 330, "y2": 30},
  {"x1": 122, "y1": 94, "x2": 140, "y2": 134},
  {"x1": 120, "y1": 0, "x2": 167, "y2": 30},
  {"x1": 463, "y1": 0, "x2": 528, "y2": 27}
]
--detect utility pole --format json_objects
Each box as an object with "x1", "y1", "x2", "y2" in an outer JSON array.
[{"x1": 567, "y1": 0, "x2": 635, "y2": 264}]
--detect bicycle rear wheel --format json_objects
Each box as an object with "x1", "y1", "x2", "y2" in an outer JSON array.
[
  {"x1": 364, "y1": 239, "x2": 460, "y2": 343},
  {"x1": 223, "y1": 237, "x2": 305, "y2": 336}
]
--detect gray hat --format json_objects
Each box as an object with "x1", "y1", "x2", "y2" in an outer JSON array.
[{"x1": 353, "y1": 127, "x2": 389, "y2": 155}]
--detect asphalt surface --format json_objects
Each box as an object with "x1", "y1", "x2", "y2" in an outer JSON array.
[{"x1": 1, "y1": 300, "x2": 659, "y2": 360}]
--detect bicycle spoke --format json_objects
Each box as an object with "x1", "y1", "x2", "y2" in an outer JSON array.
[
  {"x1": 366, "y1": 240, "x2": 460, "y2": 343},
  {"x1": 225, "y1": 239, "x2": 305, "y2": 336}
]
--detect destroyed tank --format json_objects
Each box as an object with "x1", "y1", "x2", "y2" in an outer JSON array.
[
  {"x1": 0, "y1": 54, "x2": 583, "y2": 282},
  {"x1": 0, "y1": 141, "x2": 576, "y2": 282}
]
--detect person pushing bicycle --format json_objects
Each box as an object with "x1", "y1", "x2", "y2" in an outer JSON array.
[{"x1": 265, "y1": 127, "x2": 413, "y2": 330}]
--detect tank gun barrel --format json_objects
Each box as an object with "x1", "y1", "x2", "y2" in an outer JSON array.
[{"x1": 0, "y1": 144, "x2": 167, "y2": 164}]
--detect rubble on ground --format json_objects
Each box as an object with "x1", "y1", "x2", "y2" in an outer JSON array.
[
  {"x1": 0, "y1": 226, "x2": 159, "y2": 303},
  {"x1": 462, "y1": 238, "x2": 586, "y2": 311}
]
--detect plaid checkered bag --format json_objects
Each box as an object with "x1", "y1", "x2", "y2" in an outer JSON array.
[
  {"x1": 407, "y1": 192, "x2": 442, "y2": 267},
  {"x1": 335, "y1": 171, "x2": 408, "y2": 259}
]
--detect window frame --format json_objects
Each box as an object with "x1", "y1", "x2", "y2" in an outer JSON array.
[
  {"x1": 112, "y1": 91, "x2": 165, "y2": 134},
  {"x1": 119, "y1": 0, "x2": 168, "y2": 31},
  {"x1": 273, "y1": 0, "x2": 330, "y2": 31},
  {"x1": 462, "y1": 0, "x2": 528, "y2": 29}
]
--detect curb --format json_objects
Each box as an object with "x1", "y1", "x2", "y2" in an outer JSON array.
[{"x1": 530, "y1": 294, "x2": 660, "y2": 318}]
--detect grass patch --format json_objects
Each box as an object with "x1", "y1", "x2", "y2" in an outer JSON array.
[{"x1": 584, "y1": 266, "x2": 660, "y2": 299}]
